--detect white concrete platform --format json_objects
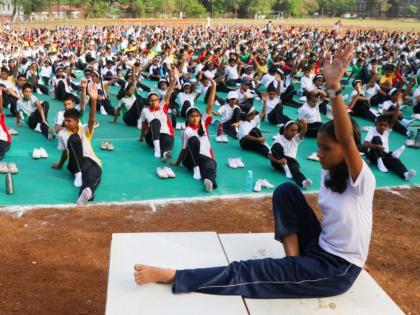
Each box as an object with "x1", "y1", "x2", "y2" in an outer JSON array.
[
  {"x1": 106, "y1": 232, "x2": 405, "y2": 315},
  {"x1": 105, "y1": 232, "x2": 248, "y2": 315},
  {"x1": 219, "y1": 233, "x2": 405, "y2": 315}
]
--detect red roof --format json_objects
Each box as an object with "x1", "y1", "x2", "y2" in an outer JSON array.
[{"x1": 48, "y1": 6, "x2": 81, "y2": 12}]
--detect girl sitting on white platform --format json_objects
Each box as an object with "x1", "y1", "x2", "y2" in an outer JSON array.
[{"x1": 133, "y1": 45, "x2": 375, "y2": 300}]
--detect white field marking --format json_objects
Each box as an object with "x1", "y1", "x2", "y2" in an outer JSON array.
[{"x1": 0, "y1": 185, "x2": 417, "y2": 216}]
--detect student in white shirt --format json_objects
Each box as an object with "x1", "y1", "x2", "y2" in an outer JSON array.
[
  {"x1": 300, "y1": 66, "x2": 315, "y2": 95},
  {"x1": 271, "y1": 119, "x2": 312, "y2": 189},
  {"x1": 266, "y1": 84, "x2": 291, "y2": 126},
  {"x1": 347, "y1": 79, "x2": 377, "y2": 122},
  {"x1": 363, "y1": 110, "x2": 416, "y2": 180},
  {"x1": 133, "y1": 46, "x2": 374, "y2": 300},
  {"x1": 139, "y1": 69, "x2": 178, "y2": 161},
  {"x1": 213, "y1": 91, "x2": 241, "y2": 139},
  {"x1": 52, "y1": 83, "x2": 102, "y2": 205},
  {"x1": 171, "y1": 79, "x2": 217, "y2": 192},
  {"x1": 16, "y1": 83, "x2": 53, "y2": 139},
  {"x1": 238, "y1": 95, "x2": 271, "y2": 157},
  {"x1": 177, "y1": 82, "x2": 197, "y2": 117},
  {"x1": 224, "y1": 58, "x2": 241, "y2": 86},
  {"x1": 298, "y1": 92, "x2": 322, "y2": 138},
  {"x1": 112, "y1": 82, "x2": 144, "y2": 126}
]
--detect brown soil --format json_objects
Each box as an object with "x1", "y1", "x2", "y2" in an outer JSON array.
[{"x1": 0, "y1": 188, "x2": 419, "y2": 315}]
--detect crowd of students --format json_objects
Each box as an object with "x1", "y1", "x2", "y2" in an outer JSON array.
[{"x1": 0, "y1": 22, "x2": 419, "y2": 204}]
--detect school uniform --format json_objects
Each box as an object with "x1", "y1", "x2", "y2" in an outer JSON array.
[
  {"x1": 117, "y1": 94, "x2": 144, "y2": 126},
  {"x1": 172, "y1": 162, "x2": 375, "y2": 298},
  {"x1": 266, "y1": 96, "x2": 290, "y2": 125},
  {"x1": 298, "y1": 102, "x2": 322, "y2": 138},
  {"x1": 217, "y1": 104, "x2": 241, "y2": 138},
  {"x1": 139, "y1": 102, "x2": 175, "y2": 156},
  {"x1": 300, "y1": 74, "x2": 315, "y2": 94},
  {"x1": 413, "y1": 87, "x2": 420, "y2": 114},
  {"x1": 280, "y1": 74, "x2": 301, "y2": 108},
  {"x1": 271, "y1": 134, "x2": 307, "y2": 186},
  {"x1": 239, "y1": 115, "x2": 270, "y2": 157},
  {"x1": 182, "y1": 115, "x2": 217, "y2": 188},
  {"x1": 380, "y1": 100, "x2": 408, "y2": 135},
  {"x1": 363, "y1": 83, "x2": 380, "y2": 101},
  {"x1": 225, "y1": 65, "x2": 240, "y2": 86},
  {"x1": 87, "y1": 81, "x2": 115, "y2": 116},
  {"x1": 0, "y1": 112, "x2": 11, "y2": 160},
  {"x1": 177, "y1": 92, "x2": 196, "y2": 118},
  {"x1": 54, "y1": 76, "x2": 80, "y2": 104},
  {"x1": 17, "y1": 95, "x2": 50, "y2": 138},
  {"x1": 365, "y1": 128, "x2": 408, "y2": 178},
  {"x1": 57, "y1": 125, "x2": 102, "y2": 197},
  {"x1": 349, "y1": 90, "x2": 377, "y2": 122},
  {"x1": 0, "y1": 79, "x2": 18, "y2": 115}
]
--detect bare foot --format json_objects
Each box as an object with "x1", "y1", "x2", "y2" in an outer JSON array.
[{"x1": 133, "y1": 264, "x2": 176, "y2": 285}]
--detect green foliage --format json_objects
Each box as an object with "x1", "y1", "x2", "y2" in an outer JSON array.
[{"x1": 406, "y1": 4, "x2": 417, "y2": 15}]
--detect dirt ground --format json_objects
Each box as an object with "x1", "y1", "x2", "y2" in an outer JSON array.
[{"x1": 0, "y1": 187, "x2": 419, "y2": 315}]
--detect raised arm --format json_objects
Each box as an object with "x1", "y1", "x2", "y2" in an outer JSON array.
[
  {"x1": 206, "y1": 78, "x2": 216, "y2": 116},
  {"x1": 164, "y1": 67, "x2": 179, "y2": 104},
  {"x1": 323, "y1": 44, "x2": 362, "y2": 181},
  {"x1": 87, "y1": 83, "x2": 98, "y2": 134}
]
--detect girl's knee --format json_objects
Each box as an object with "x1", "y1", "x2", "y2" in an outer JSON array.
[{"x1": 273, "y1": 182, "x2": 301, "y2": 201}]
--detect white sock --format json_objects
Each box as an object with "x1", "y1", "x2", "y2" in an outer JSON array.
[
  {"x1": 377, "y1": 157, "x2": 388, "y2": 172},
  {"x1": 401, "y1": 118, "x2": 414, "y2": 128},
  {"x1": 153, "y1": 140, "x2": 161, "y2": 158},
  {"x1": 74, "y1": 172, "x2": 82, "y2": 188},
  {"x1": 302, "y1": 179, "x2": 312, "y2": 189},
  {"x1": 392, "y1": 145, "x2": 405, "y2": 159},
  {"x1": 193, "y1": 166, "x2": 201, "y2": 180},
  {"x1": 35, "y1": 123, "x2": 42, "y2": 133},
  {"x1": 404, "y1": 169, "x2": 416, "y2": 181},
  {"x1": 283, "y1": 164, "x2": 293, "y2": 178}
]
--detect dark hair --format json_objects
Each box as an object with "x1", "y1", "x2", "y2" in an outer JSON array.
[
  {"x1": 375, "y1": 115, "x2": 390, "y2": 125},
  {"x1": 0, "y1": 67, "x2": 8, "y2": 73},
  {"x1": 63, "y1": 108, "x2": 81, "y2": 120},
  {"x1": 17, "y1": 73, "x2": 26, "y2": 80},
  {"x1": 186, "y1": 107, "x2": 205, "y2": 137},
  {"x1": 318, "y1": 119, "x2": 361, "y2": 194},
  {"x1": 267, "y1": 85, "x2": 277, "y2": 93},
  {"x1": 63, "y1": 95, "x2": 74, "y2": 103},
  {"x1": 279, "y1": 120, "x2": 297, "y2": 135},
  {"x1": 22, "y1": 83, "x2": 33, "y2": 91}
]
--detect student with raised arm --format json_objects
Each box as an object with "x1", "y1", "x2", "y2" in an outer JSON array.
[
  {"x1": 138, "y1": 67, "x2": 177, "y2": 162},
  {"x1": 133, "y1": 46, "x2": 374, "y2": 299},
  {"x1": 170, "y1": 78, "x2": 218, "y2": 192},
  {"x1": 52, "y1": 83, "x2": 102, "y2": 205}
]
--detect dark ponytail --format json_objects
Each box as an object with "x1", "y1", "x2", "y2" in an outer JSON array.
[{"x1": 319, "y1": 118, "x2": 361, "y2": 194}]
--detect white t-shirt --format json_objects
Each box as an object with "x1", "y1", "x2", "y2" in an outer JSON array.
[
  {"x1": 139, "y1": 102, "x2": 174, "y2": 136},
  {"x1": 225, "y1": 65, "x2": 239, "y2": 81},
  {"x1": 364, "y1": 127, "x2": 391, "y2": 153},
  {"x1": 318, "y1": 160, "x2": 375, "y2": 267},
  {"x1": 182, "y1": 115, "x2": 214, "y2": 159},
  {"x1": 363, "y1": 83, "x2": 380, "y2": 100},
  {"x1": 413, "y1": 86, "x2": 420, "y2": 105},
  {"x1": 381, "y1": 100, "x2": 395, "y2": 111},
  {"x1": 57, "y1": 125, "x2": 102, "y2": 167},
  {"x1": 17, "y1": 95, "x2": 39, "y2": 116},
  {"x1": 117, "y1": 94, "x2": 137, "y2": 111},
  {"x1": 273, "y1": 134, "x2": 302, "y2": 159},
  {"x1": 176, "y1": 92, "x2": 196, "y2": 107},
  {"x1": 238, "y1": 115, "x2": 260, "y2": 140},
  {"x1": 259, "y1": 73, "x2": 275, "y2": 88},
  {"x1": 266, "y1": 96, "x2": 280, "y2": 114},
  {"x1": 217, "y1": 104, "x2": 240, "y2": 123},
  {"x1": 298, "y1": 101, "x2": 321, "y2": 124},
  {"x1": 300, "y1": 74, "x2": 315, "y2": 93},
  {"x1": 196, "y1": 83, "x2": 209, "y2": 96}
]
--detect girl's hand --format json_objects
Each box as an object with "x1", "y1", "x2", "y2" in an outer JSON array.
[
  {"x1": 261, "y1": 93, "x2": 268, "y2": 102},
  {"x1": 324, "y1": 44, "x2": 354, "y2": 89},
  {"x1": 258, "y1": 136, "x2": 266, "y2": 143}
]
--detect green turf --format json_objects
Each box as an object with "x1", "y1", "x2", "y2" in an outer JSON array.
[{"x1": 1, "y1": 79, "x2": 419, "y2": 206}]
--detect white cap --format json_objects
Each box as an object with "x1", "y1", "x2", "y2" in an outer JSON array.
[{"x1": 227, "y1": 91, "x2": 238, "y2": 100}]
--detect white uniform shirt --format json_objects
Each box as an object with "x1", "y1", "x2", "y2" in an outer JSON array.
[
  {"x1": 238, "y1": 115, "x2": 260, "y2": 140},
  {"x1": 217, "y1": 104, "x2": 240, "y2": 123},
  {"x1": 57, "y1": 125, "x2": 102, "y2": 167},
  {"x1": 273, "y1": 134, "x2": 302, "y2": 159},
  {"x1": 364, "y1": 127, "x2": 391, "y2": 153},
  {"x1": 17, "y1": 95, "x2": 39, "y2": 116},
  {"x1": 225, "y1": 65, "x2": 239, "y2": 81},
  {"x1": 176, "y1": 92, "x2": 196, "y2": 107},
  {"x1": 139, "y1": 102, "x2": 174, "y2": 136},
  {"x1": 266, "y1": 96, "x2": 280, "y2": 115},
  {"x1": 182, "y1": 115, "x2": 213, "y2": 159},
  {"x1": 412, "y1": 86, "x2": 420, "y2": 105},
  {"x1": 363, "y1": 83, "x2": 380, "y2": 100},
  {"x1": 380, "y1": 100, "x2": 396, "y2": 111},
  {"x1": 298, "y1": 101, "x2": 321, "y2": 123},
  {"x1": 117, "y1": 94, "x2": 137, "y2": 111},
  {"x1": 300, "y1": 74, "x2": 315, "y2": 93},
  {"x1": 318, "y1": 160, "x2": 375, "y2": 267}
]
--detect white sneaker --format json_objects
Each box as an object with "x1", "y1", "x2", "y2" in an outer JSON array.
[
  {"x1": 77, "y1": 187, "x2": 92, "y2": 205},
  {"x1": 307, "y1": 152, "x2": 320, "y2": 161},
  {"x1": 74, "y1": 172, "x2": 82, "y2": 187},
  {"x1": 228, "y1": 158, "x2": 238, "y2": 169},
  {"x1": 235, "y1": 158, "x2": 245, "y2": 168},
  {"x1": 302, "y1": 179, "x2": 312, "y2": 190},
  {"x1": 392, "y1": 145, "x2": 405, "y2": 159},
  {"x1": 404, "y1": 169, "x2": 416, "y2": 181},
  {"x1": 157, "y1": 167, "x2": 169, "y2": 179},
  {"x1": 106, "y1": 142, "x2": 114, "y2": 151},
  {"x1": 193, "y1": 166, "x2": 201, "y2": 180},
  {"x1": 260, "y1": 179, "x2": 274, "y2": 189},
  {"x1": 175, "y1": 122, "x2": 186, "y2": 130},
  {"x1": 100, "y1": 106, "x2": 108, "y2": 116},
  {"x1": 8, "y1": 128, "x2": 18, "y2": 135},
  {"x1": 38, "y1": 147, "x2": 48, "y2": 158},
  {"x1": 164, "y1": 167, "x2": 176, "y2": 178},
  {"x1": 94, "y1": 122, "x2": 100, "y2": 128},
  {"x1": 253, "y1": 179, "x2": 262, "y2": 192},
  {"x1": 401, "y1": 118, "x2": 415, "y2": 128},
  {"x1": 406, "y1": 139, "x2": 415, "y2": 147},
  {"x1": 7, "y1": 163, "x2": 18, "y2": 174},
  {"x1": 100, "y1": 141, "x2": 108, "y2": 150},
  {"x1": 204, "y1": 178, "x2": 213, "y2": 192},
  {"x1": 32, "y1": 148, "x2": 41, "y2": 159},
  {"x1": 222, "y1": 135, "x2": 229, "y2": 143},
  {"x1": 283, "y1": 164, "x2": 293, "y2": 179},
  {"x1": 377, "y1": 158, "x2": 388, "y2": 173},
  {"x1": 412, "y1": 113, "x2": 420, "y2": 120},
  {"x1": 0, "y1": 162, "x2": 9, "y2": 173},
  {"x1": 215, "y1": 135, "x2": 225, "y2": 142},
  {"x1": 162, "y1": 151, "x2": 172, "y2": 163}
]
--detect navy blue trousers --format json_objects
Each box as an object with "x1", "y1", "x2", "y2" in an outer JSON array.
[{"x1": 173, "y1": 183, "x2": 361, "y2": 298}]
